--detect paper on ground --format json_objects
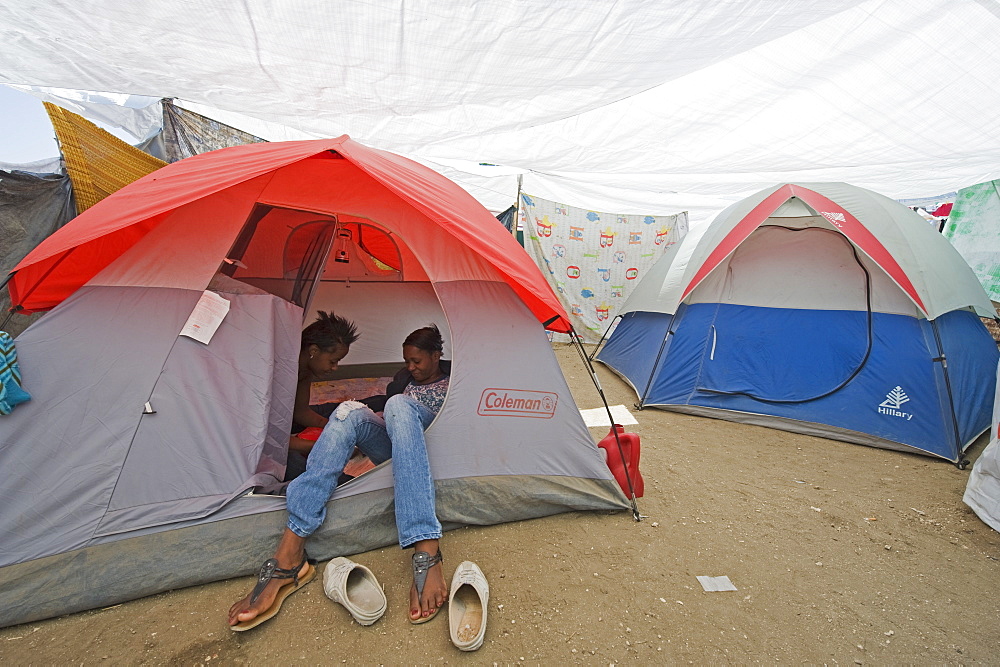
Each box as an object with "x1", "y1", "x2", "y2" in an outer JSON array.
[
  {"x1": 179, "y1": 291, "x2": 230, "y2": 344},
  {"x1": 579, "y1": 404, "x2": 638, "y2": 427},
  {"x1": 696, "y1": 575, "x2": 738, "y2": 592}
]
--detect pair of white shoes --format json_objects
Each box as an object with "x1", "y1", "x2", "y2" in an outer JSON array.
[{"x1": 322, "y1": 557, "x2": 489, "y2": 652}]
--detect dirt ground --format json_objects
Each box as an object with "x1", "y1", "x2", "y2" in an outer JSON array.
[{"x1": 2, "y1": 343, "x2": 998, "y2": 665}]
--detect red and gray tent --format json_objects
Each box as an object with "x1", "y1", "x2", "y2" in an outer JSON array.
[{"x1": 0, "y1": 137, "x2": 627, "y2": 628}]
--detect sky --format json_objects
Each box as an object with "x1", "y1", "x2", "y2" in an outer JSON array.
[
  {"x1": 0, "y1": 84, "x2": 144, "y2": 165},
  {"x1": 0, "y1": 84, "x2": 59, "y2": 163}
]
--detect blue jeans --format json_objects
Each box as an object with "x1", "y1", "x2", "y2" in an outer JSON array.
[{"x1": 285, "y1": 394, "x2": 443, "y2": 548}]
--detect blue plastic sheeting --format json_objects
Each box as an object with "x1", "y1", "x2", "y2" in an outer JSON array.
[{"x1": 599, "y1": 303, "x2": 998, "y2": 460}]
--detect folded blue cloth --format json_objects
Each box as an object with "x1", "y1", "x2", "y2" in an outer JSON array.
[{"x1": 0, "y1": 331, "x2": 31, "y2": 415}]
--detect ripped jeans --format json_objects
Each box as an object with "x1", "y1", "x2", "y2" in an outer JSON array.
[{"x1": 285, "y1": 394, "x2": 442, "y2": 548}]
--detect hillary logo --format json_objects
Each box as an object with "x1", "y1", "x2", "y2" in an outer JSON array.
[{"x1": 878, "y1": 386, "x2": 913, "y2": 421}]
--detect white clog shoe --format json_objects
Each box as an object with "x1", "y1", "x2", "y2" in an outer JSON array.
[
  {"x1": 448, "y1": 561, "x2": 489, "y2": 651},
  {"x1": 323, "y1": 557, "x2": 387, "y2": 626}
]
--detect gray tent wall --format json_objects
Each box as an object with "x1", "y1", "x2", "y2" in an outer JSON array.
[{"x1": 0, "y1": 205, "x2": 626, "y2": 629}]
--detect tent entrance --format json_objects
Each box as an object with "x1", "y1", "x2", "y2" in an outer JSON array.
[{"x1": 692, "y1": 226, "x2": 874, "y2": 403}]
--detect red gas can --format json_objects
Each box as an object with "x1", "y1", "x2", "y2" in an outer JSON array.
[{"x1": 597, "y1": 424, "x2": 644, "y2": 498}]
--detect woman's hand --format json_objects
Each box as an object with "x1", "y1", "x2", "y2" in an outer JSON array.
[{"x1": 288, "y1": 435, "x2": 315, "y2": 455}]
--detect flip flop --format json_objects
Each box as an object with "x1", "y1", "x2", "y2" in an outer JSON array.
[
  {"x1": 323, "y1": 557, "x2": 387, "y2": 626},
  {"x1": 410, "y1": 549, "x2": 444, "y2": 624},
  {"x1": 448, "y1": 561, "x2": 489, "y2": 651},
  {"x1": 231, "y1": 553, "x2": 316, "y2": 632}
]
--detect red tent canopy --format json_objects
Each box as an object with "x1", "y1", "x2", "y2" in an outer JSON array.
[{"x1": 8, "y1": 136, "x2": 571, "y2": 332}]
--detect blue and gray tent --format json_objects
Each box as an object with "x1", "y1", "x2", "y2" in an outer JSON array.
[{"x1": 596, "y1": 182, "x2": 998, "y2": 464}]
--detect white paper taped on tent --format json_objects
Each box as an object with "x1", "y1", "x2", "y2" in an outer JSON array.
[
  {"x1": 579, "y1": 404, "x2": 638, "y2": 428},
  {"x1": 179, "y1": 290, "x2": 230, "y2": 344}
]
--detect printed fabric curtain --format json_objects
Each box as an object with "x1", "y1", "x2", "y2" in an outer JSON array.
[{"x1": 521, "y1": 193, "x2": 688, "y2": 343}]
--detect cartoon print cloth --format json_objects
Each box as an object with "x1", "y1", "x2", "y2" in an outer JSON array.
[
  {"x1": 521, "y1": 193, "x2": 688, "y2": 342},
  {"x1": 0, "y1": 331, "x2": 32, "y2": 415}
]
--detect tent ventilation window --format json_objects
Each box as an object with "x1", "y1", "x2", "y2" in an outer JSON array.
[{"x1": 216, "y1": 204, "x2": 398, "y2": 307}]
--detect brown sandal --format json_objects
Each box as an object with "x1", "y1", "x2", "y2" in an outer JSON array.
[
  {"x1": 231, "y1": 552, "x2": 316, "y2": 631},
  {"x1": 410, "y1": 549, "x2": 444, "y2": 624}
]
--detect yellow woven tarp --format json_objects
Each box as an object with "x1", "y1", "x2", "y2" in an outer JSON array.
[{"x1": 44, "y1": 102, "x2": 167, "y2": 214}]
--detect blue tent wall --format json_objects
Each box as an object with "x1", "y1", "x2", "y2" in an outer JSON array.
[
  {"x1": 932, "y1": 309, "x2": 1000, "y2": 446},
  {"x1": 598, "y1": 305, "x2": 998, "y2": 461},
  {"x1": 597, "y1": 311, "x2": 671, "y2": 396}
]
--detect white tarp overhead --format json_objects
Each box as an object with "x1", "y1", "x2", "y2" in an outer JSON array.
[{"x1": 3, "y1": 0, "x2": 1000, "y2": 225}]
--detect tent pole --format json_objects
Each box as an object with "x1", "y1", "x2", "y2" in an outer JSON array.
[
  {"x1": 588, "y1": 314, "x2": 621, "y2": 362},
  {"x1": 930, "y1": 319, "x2": 968, "y2": 469},
  {"x1": 0, "y1": 305, "x2": 21, "y2": 332},
  {"x1": 5, "y1": 248, "x2": 76, "y2": 316},
  {"x1": 0, "y1": 273, "x2": 14, "y2": 329},
  {"x1": 637, "y1": 311, "x2": 678, "y2": 410},
  {"x1": 569, "y1": 324, "x2": 643, "y2": 521},
  {"x1": 512, "y1": 173, "x2": 524, "y2": 239}
]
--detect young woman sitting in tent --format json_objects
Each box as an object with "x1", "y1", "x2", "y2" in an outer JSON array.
[
  {"x1": 228, "y1": 313, "x2": 451, "y2": 630},
  {"x1": 282, "y1": 322, "x2": 452, "y2": 485}
]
